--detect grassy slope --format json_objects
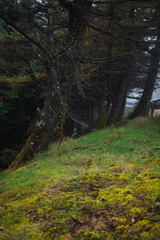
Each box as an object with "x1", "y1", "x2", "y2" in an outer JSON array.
[{"x1": 0, "y1": 117, "x2": 160, "y2": 240}]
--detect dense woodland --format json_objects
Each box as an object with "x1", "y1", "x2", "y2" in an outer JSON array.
[{"x1": 0, "y1": 0, "x2": 160, "y2": 169}]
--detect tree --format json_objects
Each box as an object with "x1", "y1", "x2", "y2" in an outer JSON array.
[
  {"x1": 89, "y1": 0, "x2": 160, "y2": 124},
  {"x1": 129, "y1": 21, "x2": 160, "y2": 118},
  {"x1": 1, "y1": 0, "x2": 93, "y2": 169},
  {"x1": 0, "y1": 18, "x2": 45, "y2": 168}
]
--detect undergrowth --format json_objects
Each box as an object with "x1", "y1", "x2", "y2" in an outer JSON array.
[{"x1": 0, "y1": 117, "x2": 160, "y2": 239}]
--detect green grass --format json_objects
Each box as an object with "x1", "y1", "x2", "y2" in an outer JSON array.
[{"x1": 0, "y1": 117, "x2": 160, "y2": 239}]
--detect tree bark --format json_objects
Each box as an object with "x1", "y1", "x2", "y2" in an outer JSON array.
[
  {"x1": 116, "y1": 93, "x2": 127, "y2": 122},
  {"x1": 97, "y1": 99, "x2": 110, "y2": 129}
]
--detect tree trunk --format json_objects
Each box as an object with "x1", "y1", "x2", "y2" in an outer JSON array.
[
  {"x1": 129, "y1": 25, "x2": 160, "y2": 119},
  {"x1": 107, "y1": 75, "x2": 128, "y2": 125},
  {"x1": 8, "y1": 93, "x2": 63, "y2": 170},
  {"x1": 116, "y1": 93, "x2": 127, "y2": 122},
  {"x1": 97, "y1": 99, "x2": 110, "y2": 130}
]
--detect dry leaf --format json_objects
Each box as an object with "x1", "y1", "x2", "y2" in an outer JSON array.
[{"x1": 63, "y1": 232, "x2": 72, "y2": 238}]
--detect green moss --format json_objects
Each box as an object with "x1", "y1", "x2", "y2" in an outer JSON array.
[
  {"x1": 128, "y1": 207, "x2": 147, "y2": 217},
  {"x1": 0, "y1": 118, "x2": 160, "y2": 239},
  {"x1": 133, "y1": 219, "x2": 152, "y2": 229}
]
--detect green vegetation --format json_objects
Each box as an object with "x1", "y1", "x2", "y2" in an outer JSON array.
[{"x1": 0, "y1": 117, "x2": 160, "y2": 240}]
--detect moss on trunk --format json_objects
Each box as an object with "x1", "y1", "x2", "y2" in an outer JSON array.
[
  {"x1": 7, "y1": 125, "x2": 50, "y2": 170},
  {"x1": 7, "y1": 93, "x2": 62, "y2": 170}
]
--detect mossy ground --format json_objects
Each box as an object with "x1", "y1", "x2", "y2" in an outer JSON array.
[{"x1": 0, "y1": 117, "x2": 160, "y2": 239}]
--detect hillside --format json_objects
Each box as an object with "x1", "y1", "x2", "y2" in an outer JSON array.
[{"x1": 0, "y1": 117, "x2": 160, "y2": 240}]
